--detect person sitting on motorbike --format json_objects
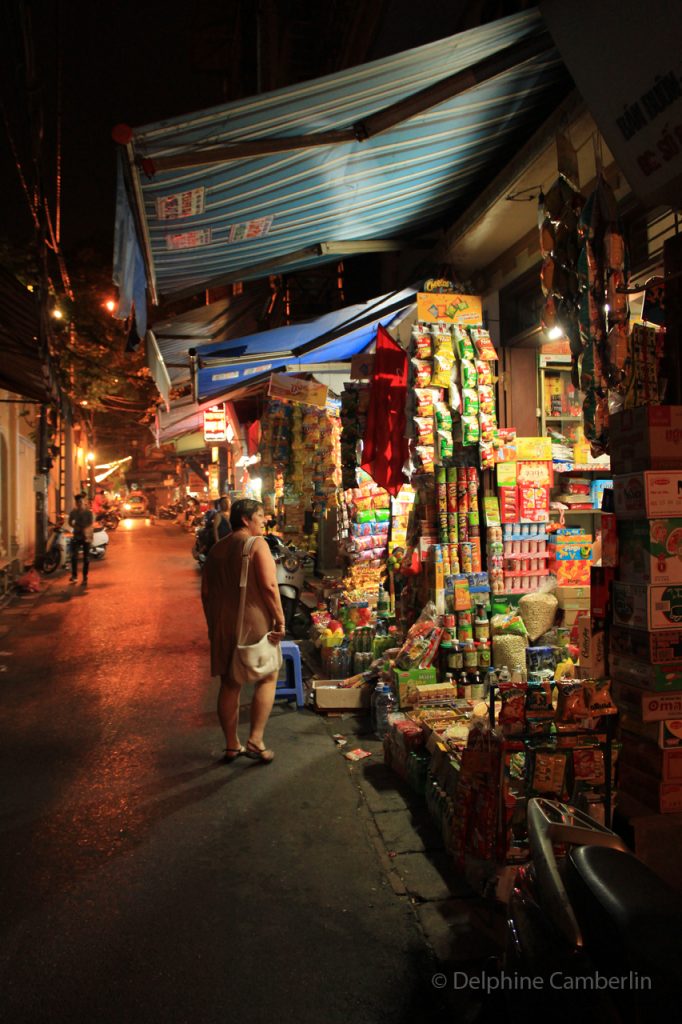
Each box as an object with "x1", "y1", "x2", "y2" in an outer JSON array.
[
  {"x1": 212, "y1": 494, "x2": 232, "y2": 546},
  {"x1": 92, "y1": 489, "x2": 107, "y2": 517}
]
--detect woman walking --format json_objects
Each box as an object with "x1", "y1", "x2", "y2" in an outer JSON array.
[{"x1": 201, "y1": 498, "x2": 286, "y2": 763}]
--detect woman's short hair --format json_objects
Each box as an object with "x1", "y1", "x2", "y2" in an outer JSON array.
[{"x1": 229, "y1": 498, "x2": 263, "y2": 531}]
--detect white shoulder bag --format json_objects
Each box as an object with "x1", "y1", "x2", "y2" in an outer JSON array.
[{"x1": 230, "y1": 536, "x2": 283, "y2": 684}]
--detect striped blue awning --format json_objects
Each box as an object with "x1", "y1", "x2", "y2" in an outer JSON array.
[
  {"x1": 195, "y1": 288, "x2": 415, "y2": 402},
  {"x1": 115, "y1": 10, "x2": 566, "y2": 306}
]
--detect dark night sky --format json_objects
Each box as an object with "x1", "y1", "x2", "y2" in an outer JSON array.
[{"x1": 1, "y1": 1, "x2": 535, "y2": 259}]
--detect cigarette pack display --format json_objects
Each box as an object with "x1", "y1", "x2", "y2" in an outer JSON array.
[{"x1": 613, "y1": 471, "x2": 682, "y2": 519}]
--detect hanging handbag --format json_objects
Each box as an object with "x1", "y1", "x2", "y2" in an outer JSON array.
[{"x1": 230, "y1": 535, "x2": 283, "y2": 684}]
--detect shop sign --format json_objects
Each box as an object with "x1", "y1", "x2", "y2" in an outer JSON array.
[
  {"x1": 350, "y1": 353, "x2": 375, "y2": 379},
  {"x1": 207, "y1": 464, "x2": 220, "y2": 499},
  {"x1": 417, "y1": 292, "x2": 482, "y2": 326},
  {"x1": 228, "y1": 216, "x2": 274, "y2": 243},
  {"x1": 166, "y1": 228, "x2": 212, "y2": 250},
  {"x1": 155, "y1": 187, "x2": 205, "y2": 221},
  {"x1": 542, "y1": 0, "x2": 682, "y2": 208},
  {"x1": 203, "y1": 404, "x2": 227, "y2": 443},
  {"x1": 267, "y1": 373, "x2": 328, "y2": 409}
]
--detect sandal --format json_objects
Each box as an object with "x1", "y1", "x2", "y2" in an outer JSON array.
[
  {"x1": 244, "y1": 740, "x2": 275, "y2": 764},
  {"x1": 223, "y1": 745, "x2": 246, "y2": 763}
]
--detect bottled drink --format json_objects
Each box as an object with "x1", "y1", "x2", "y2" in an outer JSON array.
[
  {"x1": 371, "y1": 683, "x2": 396, "y2": 738},
  {"x1": 471, "y1": 670, "x2": 485, "y2": 700},
  {"x1": 511, "y1": 664, "x2": 525, "y2": 685},
  {"x1": 498, "y1": 666, "x2": 511, "y2": 685}
]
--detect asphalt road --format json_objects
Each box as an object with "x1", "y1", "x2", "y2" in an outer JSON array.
[{"x1": 0, "y1": 520, "x2": 447, "y2": 1024}]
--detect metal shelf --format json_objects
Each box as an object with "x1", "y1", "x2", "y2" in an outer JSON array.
[{"x1": 550, "y1": 508, "x2": 604, "y2": 515}]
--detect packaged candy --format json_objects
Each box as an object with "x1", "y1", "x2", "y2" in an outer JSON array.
[
  {"x1": 460, "y1": 359, "x2": 477, "y2": 389},
  {"x1": 453, "y1": 325, "x2": 475, "y2": 360}
]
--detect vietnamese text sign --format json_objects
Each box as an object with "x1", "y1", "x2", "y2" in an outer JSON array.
[
  {"x1": 417, "y1": 292, "x2": 482, "y2": 325},
  {"x1": 203, "y1": 404, "x2": 227, "y2": 443},
  {"x1": 542, "y1": 0, "x2": 682, "y2": 208},
  {"x1": 267, "y1": 373, "x2": 328, "y2": 409}
]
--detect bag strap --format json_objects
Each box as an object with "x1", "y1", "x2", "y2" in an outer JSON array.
[{"x1": 235, "y1": 535, "x2": 258, "y2": 644}]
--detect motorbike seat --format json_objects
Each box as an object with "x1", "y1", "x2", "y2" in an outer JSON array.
[{"x1": 568, "y1": 845, "x2": 682, "y2": 981}]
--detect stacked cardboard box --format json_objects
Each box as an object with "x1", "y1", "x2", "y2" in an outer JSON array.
[{"x1": 610, "y1": 408, "x2": 682, "y2": 813}]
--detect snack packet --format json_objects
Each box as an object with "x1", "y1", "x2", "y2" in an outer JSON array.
[{"x1": 453, "y1": 325, "x2": 475, "y2": 360}]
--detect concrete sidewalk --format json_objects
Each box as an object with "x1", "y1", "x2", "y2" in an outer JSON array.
[{"x1": 314, "y1": 710, "x2": 505, "y2": 970}]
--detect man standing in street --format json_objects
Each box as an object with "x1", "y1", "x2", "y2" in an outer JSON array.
[{"x1": 68, "y1": 493, "x2": 94, "y2": 586}]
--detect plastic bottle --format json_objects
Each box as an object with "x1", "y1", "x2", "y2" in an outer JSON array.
[
  {"x1": 371, "y1": 683, "x2": 396, "y2": 738},
  {"x1": 471, "y1": 670, "x2": 485, "y2": 700},
  {"x1": 511, "y1": 664, "x2": 526, "y2": 685},
  {"x1": 498, "y1": 666, "x2": 511, "y2": 685},
  {"x1": 486, "y1": 667, "x2": 498, "y2": 699}
]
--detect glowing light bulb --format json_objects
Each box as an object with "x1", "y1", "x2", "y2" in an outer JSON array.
[
  {"x1": 104, "y1": 299, "x2": 116, "y2": 313},
  {"x1": 52, "y1": 308, "x2": 64, "y2": 320},
  {"x1": 547, "y1": 326, "x2": 563, "y2": 340}
]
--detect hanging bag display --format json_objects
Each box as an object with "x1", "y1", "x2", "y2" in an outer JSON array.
[{"x1": 230, "y1": 535, "x2": 283, "y2": 684}]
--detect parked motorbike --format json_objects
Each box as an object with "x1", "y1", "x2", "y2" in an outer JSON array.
[
  {"x1": 502, "y1": 797, "x2": 680, "y2": 1020},
  {"x1": 96, "y1": 508, "x2": 120, "y2": 532},
  {"x1": 158, "y1": 502, "x2": 182, "y2": 520},
  {"x1": 42, "y1": 518, "x2": 109, "y2": 573},
  {"x1": 262, "y1": 533, "x2": 315, "y2": 637}
]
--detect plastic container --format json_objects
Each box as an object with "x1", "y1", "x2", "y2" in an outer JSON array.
[{"x1": 371, "y1": 683, "x2": 396, "y2": 738}]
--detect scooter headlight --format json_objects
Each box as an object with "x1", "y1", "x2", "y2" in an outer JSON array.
[{"x1": 283, "y1": 555, "x2": 300, "y2": 573}]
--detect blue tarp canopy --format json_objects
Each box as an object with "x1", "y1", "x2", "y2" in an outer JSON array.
[
  {"x1": 195, "y1": 288, "x2": 415, "y2": 402},
  {"x1": 114, "y1": 10, "x2": 566, "y2": 307}
]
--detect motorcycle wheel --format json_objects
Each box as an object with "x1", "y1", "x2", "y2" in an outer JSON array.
[
  {"x1": 42, "y1": 548, "x2": 61, "y2": 574},
  {"x1": 106, "y1": 514, "x2": 119, "y2": 532}
]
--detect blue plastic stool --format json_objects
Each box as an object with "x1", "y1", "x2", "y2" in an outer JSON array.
[{"x1": 276, "y1": 641, "x2": 305, "y2": 708}]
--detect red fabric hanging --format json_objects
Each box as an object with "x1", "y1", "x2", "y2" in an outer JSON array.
[{"x1": 360, "y1": 324, "x2": 409, "y2": 496}]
